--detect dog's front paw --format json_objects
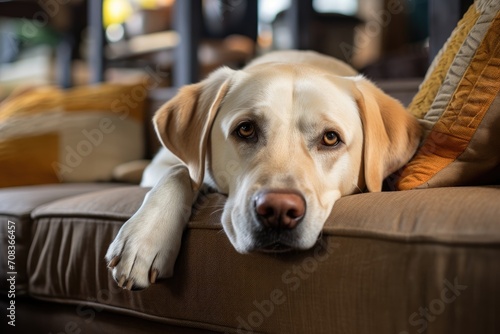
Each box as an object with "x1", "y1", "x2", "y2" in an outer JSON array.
[{"x1": 105, "y1": 218, "x2": 180, "y2": 290}]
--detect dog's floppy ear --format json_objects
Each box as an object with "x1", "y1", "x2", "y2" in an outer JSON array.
[
  {"x1": 353, "y1": 77, "x2": 421, "y2": 192},
  {"x1": 153, "y1": 67, "x2": 234, "y2": 190}
]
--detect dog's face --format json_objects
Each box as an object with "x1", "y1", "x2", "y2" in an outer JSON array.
[
  {"x1": 209, "y1": 65, "x2": 364, "y2": 252},
  {"x1": 154, "y1": 63, "x2": 421, "y2": 253}
]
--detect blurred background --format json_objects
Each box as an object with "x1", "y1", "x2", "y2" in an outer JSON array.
[{"x1": 0, "y1": 0, "x2": 447, "y2": 99}]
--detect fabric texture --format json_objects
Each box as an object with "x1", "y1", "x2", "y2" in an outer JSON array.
[
  {"x1": 397, "y1": 0, "x2": 500, "y2": 190},
  {"x1": 0, "y1": 84, "x2": 146, "y2": 188},
  {"x1": 25, "y1": 185, "x2": 500, "y2": 333},
  {"x1": 0, "y1": 183, "x2": 123, "y2": 295}
]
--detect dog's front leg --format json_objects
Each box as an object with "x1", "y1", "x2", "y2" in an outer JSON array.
[{"x1": 106, "y1": 165, "x2": 196, "y2": 290}]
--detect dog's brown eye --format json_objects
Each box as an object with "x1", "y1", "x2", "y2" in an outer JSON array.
[
  {"x1": 236, "y1": 122, "x2": 256, "y2": 139},
  {"x1": 322, "y1": 131, "x2": 340, "y2": 146}
]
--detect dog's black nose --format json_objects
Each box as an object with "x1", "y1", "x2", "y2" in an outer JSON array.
[{"x1": 254, "y1": 190, "x2": 305, "y2": 229}]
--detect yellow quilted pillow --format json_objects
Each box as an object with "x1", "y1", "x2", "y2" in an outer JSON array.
[
  {"x1": 396, "y1": 0, "x2": 500, "y2": 190},
  {"x1": 0, "y1": 84, "x2": 146, "y2": 187}
]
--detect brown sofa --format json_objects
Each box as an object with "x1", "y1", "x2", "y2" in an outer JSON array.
[{"x1": 1, "y1": 82, "x2": 499, "y2": 334}]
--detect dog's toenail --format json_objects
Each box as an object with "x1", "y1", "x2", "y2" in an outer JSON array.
[
  {"x1": 108, "y1": 256, "x2": 120, "y2": 268},
  {"x1": 117, "y1": 275, "x2": 126, "y2": 287},
  {"x1": 150, "y1": 269, "x2": 159, "y2": 284}
]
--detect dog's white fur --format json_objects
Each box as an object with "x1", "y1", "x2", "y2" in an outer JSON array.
[{"x1": 106, "y1": 50, "x2": 421, "y2": 290}]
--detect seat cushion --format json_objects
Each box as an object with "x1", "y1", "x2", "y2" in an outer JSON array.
[
  {"x1": 28, "y1": 186, "x2": 500, "y2": 333},
  {"x1": 0, "y1": 183, "x2": 124, "y2": 294}
]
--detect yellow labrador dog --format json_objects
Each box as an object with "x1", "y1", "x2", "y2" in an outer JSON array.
[{"x1": 106, "y1": 50, "x2": 421, "y2": 290}]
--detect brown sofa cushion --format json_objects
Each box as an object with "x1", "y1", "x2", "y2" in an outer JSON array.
[
  {"x1": 28, "y1": 186, "x2": 500, "y2": 333},
  {"x1": 0, "y1": 183, "x2": 124, "y2": 294}
]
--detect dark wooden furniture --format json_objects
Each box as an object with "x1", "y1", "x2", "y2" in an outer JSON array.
[{"x1": 0, "y1": 0, "x2": 473, "y2": 87}]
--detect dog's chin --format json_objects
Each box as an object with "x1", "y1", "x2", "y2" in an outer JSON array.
[
  {"x1": 223, "y1": 207, "x2": 321, "y2": 254},
  {"x1": 230, "y1": 234, "x2": 305, "y2": 254},
  {"x1": 248, "y1": 228, "x2": 318, "y2": 254},
  {"x1": 230, "y1": 235, "x2": 319, "y2": 254},
  {"x1": 257, "y1": 242, "x2": 294, "y2": 253}
]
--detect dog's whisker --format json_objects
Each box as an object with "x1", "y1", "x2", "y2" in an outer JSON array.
[
  {"x1": 352, "y1": 184, "x2": 366, "y2": 194},
  {"x1": 193, "y1": 202, "x2": 225, "y2": 208},
  {"x1": 202, "y1": 204, "x2": 225, "y2": 209},
  {"x1": 209, "y1": 208, "x2": 225, "y2": 216}
]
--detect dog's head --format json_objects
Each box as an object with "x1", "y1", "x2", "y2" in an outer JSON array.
[{"x1": 154, "y1": 63, "x2": 421, "y2": 253}]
